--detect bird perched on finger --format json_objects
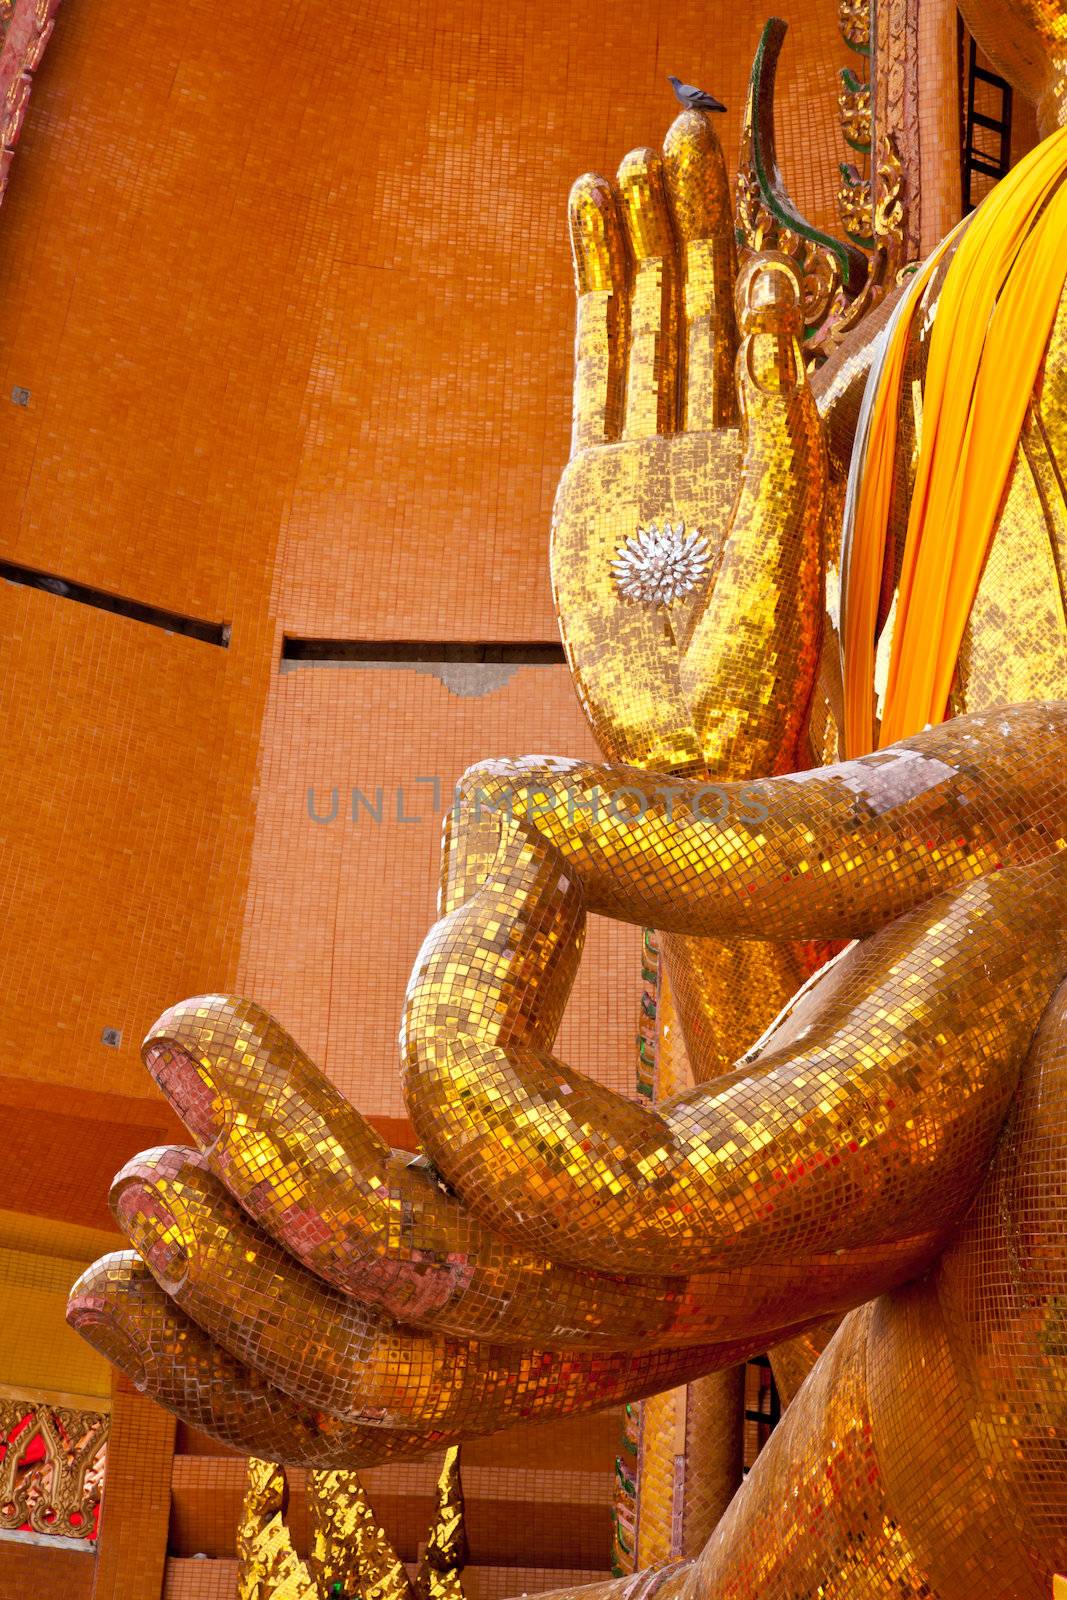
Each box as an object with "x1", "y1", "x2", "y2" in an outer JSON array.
[{"x1": 668, "y1": 75, "x2": 726, "y2": 113}]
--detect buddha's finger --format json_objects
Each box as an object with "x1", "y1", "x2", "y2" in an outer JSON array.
[
  {"x1": 143, "y1": 994, "x2": 466, "y2": 1325},
  {"x1": 568, "y1": 173, "x2": 629, "y2": 454},
  {"x1": 66, "y1": 1252, "x2": 449, "y2": 1468},
  {"x1": 663, "y1": 110, "x2": 739, "y2": 430},
  {"x1": 679, "y1": 253, "x2": 826, "y2": 777},
  {"x1": 141, "y1": 996, "x2": 711, "y2": 1350},
  {"x1": 110, "y1": 1147, "x2": 767, "y2": 1432},
  {"x1": 617, "y1": 146, "x2": 680, "y2": 438}
]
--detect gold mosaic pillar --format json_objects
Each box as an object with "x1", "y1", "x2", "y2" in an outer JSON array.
[
  {"x1": 236, "y1": 1458, "x2": 313, "y2": 1599},
  {"x1": 237, "y1": 1448, "x2": 468, "y2": 1600},
  {"x1": 629, "y1": 958, "x2": 744, "y2": 1566}
]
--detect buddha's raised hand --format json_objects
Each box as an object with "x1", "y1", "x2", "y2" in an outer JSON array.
[{"x1": 553, "y1": 110, "x2": 826, "y2": 780}]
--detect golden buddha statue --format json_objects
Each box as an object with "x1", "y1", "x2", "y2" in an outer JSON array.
[{"x1": 67, "y1": 1, "x2": 1067, "y2": 1594}]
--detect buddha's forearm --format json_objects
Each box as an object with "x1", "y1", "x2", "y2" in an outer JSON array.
[{"x1": 443, "y1": 702, "x2": 1064, "y2": 942}]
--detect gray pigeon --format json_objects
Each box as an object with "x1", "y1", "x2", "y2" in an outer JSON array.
[{"x1": 668, "y1": 75, "x2": 726, "y2": 113}]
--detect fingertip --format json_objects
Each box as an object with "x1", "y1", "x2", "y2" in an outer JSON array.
[
  {"x1": 733, "y1": 253, "x2": 808, "y2": 400},
  {"x1": 143, "y1": 993, "x2": 237, "y2": 1051},
  {"x1": 66, "y1": 1253, "x2": 151, "y2": 1391},
  {"x1": 568, "y1": 172, "x2": 626, "y2": 295},
  {"x1": 616, "y1": 144, "x2": 656, "y2": 181},
  {"x1": 663, "y1": 110, "x2": 731, "y2": 239},
  {"x1": 110, "y1": 1178, "x2": 196, "y2": 1297},
  {"x1": 69, "y1": 1309, "x2": 150, "y2": 1393},
  {"x1": 110, "y1": 1143, "x2": 203, "y2": 1191},
  {"x1": 617, "y1": 146, "x2": 674, "y2": 261},
  {"x1": 664, "y1": 106, "x2": 722, "y2": 146},
  {"x1": 143, "y1": 994, "x2": 284, "y2": 1145},
  {"x1": 734, "y1": 252, "x2": 804, "y2": 339},
  {"x1": 141, "y1": 1033, "x2": 222, "y2": 1144}
]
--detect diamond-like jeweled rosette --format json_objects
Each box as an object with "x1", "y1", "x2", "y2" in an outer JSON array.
[{"x1": 611, "y1": 521, "x2": 710, "y2": 606}]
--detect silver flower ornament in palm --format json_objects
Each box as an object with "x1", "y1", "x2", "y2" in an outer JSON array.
[{"x1": 611, "y1": 521, "x2": 711, "y2": 607}]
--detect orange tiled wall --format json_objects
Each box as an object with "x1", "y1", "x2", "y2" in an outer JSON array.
[
  {"x1": 0, "y1": 0, "x2": 852, "y2": 1177},
  {"x1": 1, "y1": 588, "x2": 267, "y2": 1101},
  {"x1": 0, "y1": 0, "x2": 850, "y2": 639},
  {"x1": 92, "y1": 1375, "x2": 176, "y2": 1600},
  {"x1": 0, "y1": 1540, "x2": 94, "y2": 1600},
  {"x1": 235, "y1": 663, "x2": 644, "y2": 1116}
]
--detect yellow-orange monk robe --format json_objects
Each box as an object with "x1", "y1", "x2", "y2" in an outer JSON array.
[{"x1": 843, "y1": 125, "x2": 1067, "y2": 755}]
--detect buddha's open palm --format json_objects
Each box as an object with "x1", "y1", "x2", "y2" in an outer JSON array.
[{"x1": 552, "y1": 110, "x2": 826, "y2": 779}]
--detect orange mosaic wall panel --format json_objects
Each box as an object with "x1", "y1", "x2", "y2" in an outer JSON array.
[
  {"x1": 0, "y1": 584, "x2": 268, "y2": 1103},
  {"x1": 0, "y1": 0, "x2": 849, "y2": 645},
  {"x1": 0, "y1": 0, "x2": 305, "y2": 625},
  {"x1": 0, "y1": 1540, "x2": 94, "y2": 1599},
  {"x1": 235, "y1": 663, "x2": 644, "y2": 1118}
]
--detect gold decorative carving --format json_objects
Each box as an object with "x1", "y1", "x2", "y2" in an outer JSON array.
[
  {"x1": 838, "y1": 70, "x2": 871, "y2": 150},
  {"x1": 826, "y1": 0, "x2": 914, "y2": 329},
  {"x1": 838, "y1": 0, "x2": 871, "y2": 53},
  {"x1": 734, "y1": 10, "x2": 910, "y2": 358},
  {"x1": 837, "y1": 166, "x2": 873, "y2": 243},
  {"x1": 873, "y1": 0, "x2": 922, "y2": 259},
  {"x1": 237, "y1": 1449, "x2": 468, "y2": 1600},
  {"x1": 736, "y1": 20, "x2": 866, "y2": 342},
  {"x1": 809, "y1": 133, "x2": 911, "y2": 359},
  {"x1": 834, "y1": 0, "x2": 874, "y2": 249},
  {"x1": 0, "y1": 1398, "x2": 108, "y2": 1541},
  {"x1": 873, "y1": 132, "x2": 907, "y2": 255},
  {"x1": 236, "y1": 1458, "x2": 313, "y2": 1599},
  {"x1": 414, "y1": 1446, "x2": 468, "y2": 1600}
]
